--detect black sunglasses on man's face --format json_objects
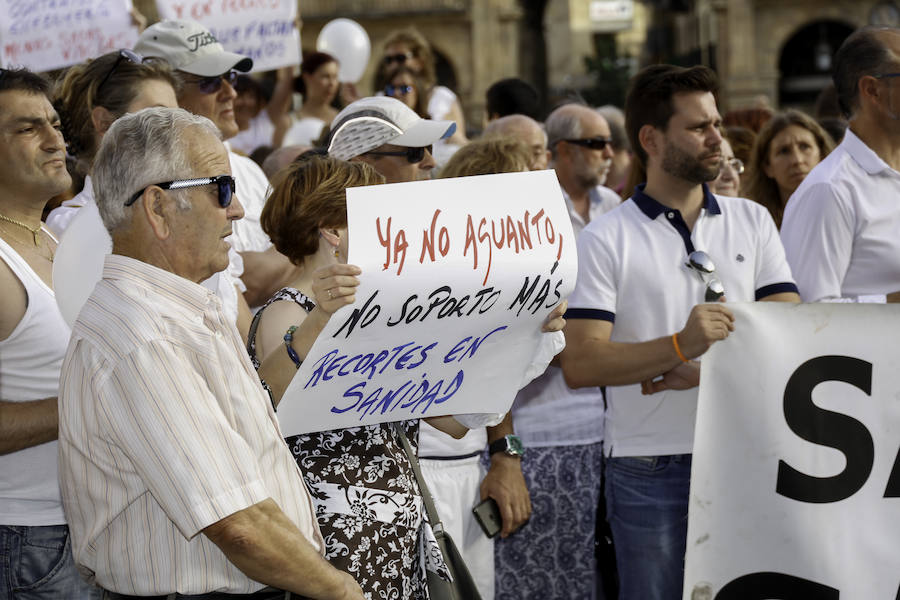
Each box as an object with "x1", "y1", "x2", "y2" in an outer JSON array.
[
  {"x1": 125, "y1": 175, "x2": 236, "y2": 207},
  {"x1": 365, "y1": 145, "x2": 432, "y2": 164},
  {"x1": 563, "y1": 136, "x2": 614, "y2": 151},
  {"x1": 184, "y1": 70, "x2": 239, "y2": 95}
]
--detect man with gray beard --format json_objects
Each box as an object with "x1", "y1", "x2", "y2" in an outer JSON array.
[{"x1": 544, "y1": 103, "x2": 621, "y2": 235}]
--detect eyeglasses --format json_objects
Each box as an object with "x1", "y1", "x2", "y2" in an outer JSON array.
[
  {"x1": 184, "y1": 70, "x2": 238, "y2": 95},
  {"x1": 365, "y1": 145, "x2": 432, "y2": 164},
  {"x1": 875, "y1": 72, "x2": 900, "y2": 80},
  {"x1": 385, "y1": 84, "x2": 413, "y2": 96},
  {"x1": 125, "y1": 175, "x2": 236, "y2": 207},
  {"x1": 563, "y1": 136, "x2": 613, "y2": 151},
  {"x1": 383, "y1": 52, "x2": 414, "y2": 66},
  {"x1": 685, "y1": 250, "x2": 726, "y2": 302},
  {"x1": 720, "y1": 157, "x2": 744, "y2": 174},
  {"x1": 97, "y1": 49, "x2": 145, "y2": 97}
]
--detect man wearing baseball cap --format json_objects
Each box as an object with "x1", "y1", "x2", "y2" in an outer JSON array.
[
  {"x1": 135, "y1": 20, "x2": 295, "y2": 308},
  {"x1": 326, "y1": 96, "x2": 455, "y2": 183}
]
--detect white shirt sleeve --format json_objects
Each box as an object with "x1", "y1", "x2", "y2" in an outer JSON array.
[
  {"x1": 567, "y1": 226, "x2": 618, "y2": 318},
  {"x1": 752, "y1": 204, "x2": 798, "y2": 298},
  {"x1": 781, "y1": 182, "x2": 855, "y2": 302}
]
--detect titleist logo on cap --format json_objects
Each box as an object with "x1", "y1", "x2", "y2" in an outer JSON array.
[{"x1": 187, "y1": 32, "x2": 217, "y2": 52}]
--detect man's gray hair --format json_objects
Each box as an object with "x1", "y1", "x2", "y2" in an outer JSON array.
[
  {"x1": 93, "y1": 107, "x2": 221, "y2": 232},
  {"x1": 833, "y1": 26, "x2": 898, "y2": 118},
  {"x1": 483, "y1": 114, "x2": 548, "y2": 146},
  {"x1": 544, "y1": 103, "x2": 584, "y2": 158},
  {"x1": 597, "y1": 105, "x2": 631, "y2": 152}
]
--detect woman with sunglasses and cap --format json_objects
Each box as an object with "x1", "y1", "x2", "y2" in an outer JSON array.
[
  {"x1": 47, "y1": 50, "x2": 178, "y2": 237},
  {"x1": 282, "y1": 52, "x2": 341, "y2": 148}
]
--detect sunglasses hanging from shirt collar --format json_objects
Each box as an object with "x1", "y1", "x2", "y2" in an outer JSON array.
[{"x1": 685, "y1": 250, "x2": 726, "y2": 302}]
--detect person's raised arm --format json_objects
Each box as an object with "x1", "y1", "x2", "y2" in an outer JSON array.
[
  {"x1": 257, "y1": 264, "x2": 361, "y2": 406},
  {"x1": 560, "y1": 302, "x2": 734, "y2": 389}
]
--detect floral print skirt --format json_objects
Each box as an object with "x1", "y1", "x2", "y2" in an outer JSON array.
[{"x1": 287, "y1": 422, "x2": 447, "y2": 600}]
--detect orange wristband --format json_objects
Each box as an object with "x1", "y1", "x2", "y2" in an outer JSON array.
[{"x1": 672, "y1": 333, "x2": 689, "y2": 363}]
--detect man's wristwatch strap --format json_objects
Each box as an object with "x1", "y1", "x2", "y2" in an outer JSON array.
[{"x1": 489, "y1": 434, "x2": 524, "y2": 457}]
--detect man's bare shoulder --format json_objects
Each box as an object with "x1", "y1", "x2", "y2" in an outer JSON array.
[{"x1": 0, "y1": 250, "x2": 27, "y2": 341}]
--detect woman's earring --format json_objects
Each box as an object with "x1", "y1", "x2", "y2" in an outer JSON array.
[{"x1": 334, "y1": 247, "x2": 340, "y2": 258}]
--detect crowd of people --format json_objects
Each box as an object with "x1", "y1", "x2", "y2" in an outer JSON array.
[{"x1": 1, "y1": 14, "x2": 899, "y2": 600}]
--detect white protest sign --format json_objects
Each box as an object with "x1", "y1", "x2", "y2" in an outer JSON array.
[
  {"x1": 684, "y1": 302, "x2": 900, "y2": 600},
  {"x1": 155, "y1": 0, "x2": 299, "y2": 72},
  {"x1": 0, "y1": 0, "x2": 138, "y2": 71},
  {"x1": 277, "y1": 170, "x2": 577, "y2": 436}
]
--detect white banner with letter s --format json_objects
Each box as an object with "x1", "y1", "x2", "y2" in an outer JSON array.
[
  {"x1": 684, "y1": 302, "x2": 900, "y2": 599},
  {"x1": 276, "y1": 170, "x2": 576, "y2": 437}
]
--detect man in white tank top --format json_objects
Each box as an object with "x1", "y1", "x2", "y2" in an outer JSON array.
[{"x1": 0, "y1": 68, "x2": 99, "y2": 598}]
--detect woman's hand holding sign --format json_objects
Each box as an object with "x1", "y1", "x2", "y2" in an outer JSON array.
[{"x1": 312, "y1": 263, "x2": 362, "y2": 314}]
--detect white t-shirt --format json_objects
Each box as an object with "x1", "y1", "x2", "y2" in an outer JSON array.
[
  {"x1": 568, "y1": 184, "x2": 797, "y2": 457},
  {"x1": 49, "y1": 175, "x2": 245, "y2": 325},
  {"x1": 229, "y1": 112, "x2": 276, "y2": 155},
  {"x1": 781, "y1": 129, "x2": 900, "y2": 302},
  {"x1": 562, "y1": 184, "x2": 622, "y2": 237},
  {"x1": 0, "y1": 231, "x2": 69, "y2": 525},
  {"x1": 282, "y1": 116, "x2": 326, "y2": 148},
  {"x1": 228, "y1": 147, "x2": 273, "y2": 254},
  {"x1": 46, "y1": 175, "x2": 93, "y2": 239}
]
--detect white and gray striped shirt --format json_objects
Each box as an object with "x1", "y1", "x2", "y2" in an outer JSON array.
[{"x1": 58, "y1": 255, "x2": 323, "y2": 595}]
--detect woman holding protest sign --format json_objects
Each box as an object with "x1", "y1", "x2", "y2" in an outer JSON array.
[{"x1": 247, "y1": 153, "x2": 472, "y2": 600}]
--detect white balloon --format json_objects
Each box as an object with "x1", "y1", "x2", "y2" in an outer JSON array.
[
  {"x1": 316, "y1": 18, "x2": 371, "y2": 84},
  {"x1": 52, "y1": 202, "x2": 111, "y2": 328}
]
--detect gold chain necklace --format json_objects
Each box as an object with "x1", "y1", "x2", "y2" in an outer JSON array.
[{"x1": 0, "y1": 212, "x2": 42, "y2": 245}]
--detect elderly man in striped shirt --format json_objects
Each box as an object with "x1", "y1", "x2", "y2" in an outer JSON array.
[{"x1": 57, "y1": 107, "x2": 363, "y2": 600}]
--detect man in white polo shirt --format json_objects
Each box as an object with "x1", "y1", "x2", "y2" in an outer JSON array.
[
  {"x1": 560, "y1": 64, "x2": 800, "y2": 600},
  {"x1": 781, "y1": 26, "x2": 900, "y2": 303}
]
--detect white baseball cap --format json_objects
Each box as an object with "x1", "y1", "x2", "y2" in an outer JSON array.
[
  {"x1": 134, "y1": 19, "x2": 253, "y2": 77},
  {"x1": 327, "y1": 96, "x2": 456, "y2": 160}
]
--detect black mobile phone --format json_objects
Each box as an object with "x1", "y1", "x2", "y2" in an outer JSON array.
[{"x1": 472, "y1": 497, "x2": 502, "y2": 538}]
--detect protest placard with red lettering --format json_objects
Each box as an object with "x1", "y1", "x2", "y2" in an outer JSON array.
[
  {"x1": 155, "y1": 0, "x2": 299, "y2": 71},
  {"x1": 277, "y1": 170, "x2": 577, "y2": 436},
  {"x1": 0, "y1": 0, "x2": 138, "y2": 71}
]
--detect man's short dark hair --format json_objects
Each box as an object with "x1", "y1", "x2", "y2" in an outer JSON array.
[
  {"x1": 833, "y1": 26, "x2": 897, "y2": 118},
  {"x1": 486, "y1": 78, "x2": 541, "y2": 121},
  {"x1": 624, "y1": 64, "x2": 718, "y2": 164},
  {"x1": 0, "y1": 68, "x2": 50, "y2": 97}
]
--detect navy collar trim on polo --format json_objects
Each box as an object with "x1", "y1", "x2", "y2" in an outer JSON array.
[
  {"x1": 631, "y1": 182, "x2": 721, "y2": 220},
  {"x1": 630, "y1": 182, "x2": 720, "y2": 254}
]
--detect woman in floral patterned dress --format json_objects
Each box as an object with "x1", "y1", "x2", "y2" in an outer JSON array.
[{"x1": 247, "y1": 154, "x2": 464, "y2": 599}]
